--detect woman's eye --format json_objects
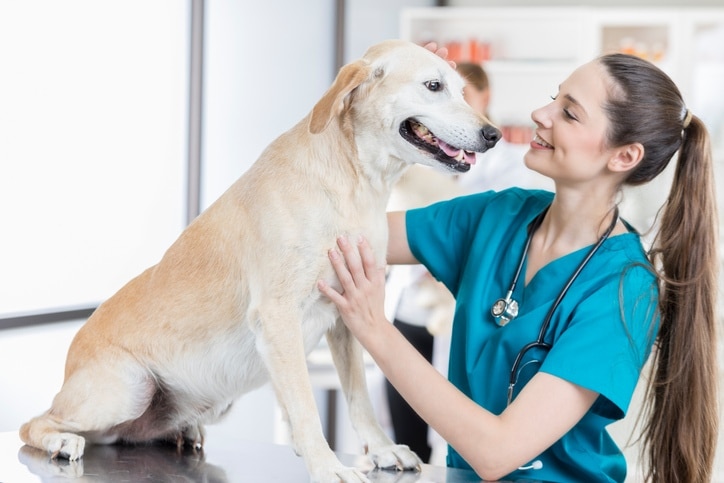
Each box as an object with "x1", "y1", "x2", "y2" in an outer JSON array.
[
  {"x1": 550, "y1": 94, "x2": 577, "y2": 121},
  {"x1": 563, "y1": 108, "x2": 576, "y2": 120},
  {"x1": 425, "y1": 80, "x2": 442, "y2": 92}
]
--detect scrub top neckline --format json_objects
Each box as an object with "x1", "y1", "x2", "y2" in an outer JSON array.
[{"x1": 522, "y1": 230, "x2": 638, "y2": 289}]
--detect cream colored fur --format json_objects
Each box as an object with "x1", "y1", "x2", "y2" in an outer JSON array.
[{"x1": 19, "y1": 39, "x2": 498, "y2": 483}]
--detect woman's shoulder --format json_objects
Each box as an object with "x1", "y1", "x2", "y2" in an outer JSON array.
[
  {"x1": 604, "y1": 230, "x2": 652, "y2": 267},
  {"x1": 596, "y1": 232, "x2": 658, "y2": 299}
]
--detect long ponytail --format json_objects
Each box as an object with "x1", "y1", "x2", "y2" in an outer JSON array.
[
  {"x1": 644, "y1": 114, "x2": 719, "y2": 483},
  {"x1": 599, "y1": 53, "x2": 719, "y2": 483}
]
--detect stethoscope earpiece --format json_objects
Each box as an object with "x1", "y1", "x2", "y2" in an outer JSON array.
[{"x1": 518, "y1": 460, "x2": 544, "y2": 471}]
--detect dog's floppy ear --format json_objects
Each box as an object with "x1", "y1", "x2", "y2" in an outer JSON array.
[{"x1": 309, "y1": 60, "x2": 371, "y2": 134}]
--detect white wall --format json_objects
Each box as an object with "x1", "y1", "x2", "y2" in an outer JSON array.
[
  {"x1": 344, "y1": 0, "x2": 435, "y2": 62},
  {"x1": 200, "y1": 0, "x2": 336, "y2": 208},
  {"x1": 0, "y1": 0, "x2": 189, "y2": 316}
]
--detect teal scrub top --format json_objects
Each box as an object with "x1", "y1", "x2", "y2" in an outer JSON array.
[{"x1": 406, "y1": 188, "x2": 659, "y2": 483}]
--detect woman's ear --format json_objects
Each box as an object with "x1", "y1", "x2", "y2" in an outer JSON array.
[{"x1": 609, "y1": 142, "x2": 644, "y2": 173}]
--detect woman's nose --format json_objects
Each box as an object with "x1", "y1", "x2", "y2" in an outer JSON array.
[{"x1": 530, "y1": 104, "x2": 552, "y2": 129}]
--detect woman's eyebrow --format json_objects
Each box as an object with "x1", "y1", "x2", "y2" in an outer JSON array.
[{"x1": 563, "y1": 93, "x2": 583, "y2": 108}]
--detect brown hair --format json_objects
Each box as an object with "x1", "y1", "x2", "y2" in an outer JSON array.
[
  {"x1": 455, "y1": 62, "x2": 489, "y2": 92},
  {"x1": 600, "y1": 53, "x2": 719, "y2": 483}
]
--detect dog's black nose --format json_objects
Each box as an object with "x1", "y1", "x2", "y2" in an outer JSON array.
[{"x1": 481, "y1": 125, "x2": 502, "y2": 149}]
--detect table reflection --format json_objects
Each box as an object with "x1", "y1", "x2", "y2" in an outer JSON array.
[
  {"x1": 18, "y1": 443, "x2": 228, "y2": 482},
  {"x1": 14, "y1": 438, "x2": 488, "y2": 483}
]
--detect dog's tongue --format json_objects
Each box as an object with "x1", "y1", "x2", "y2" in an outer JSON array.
[{"x1": 439, "y1": 140, "x2": 476, "y2": 165}]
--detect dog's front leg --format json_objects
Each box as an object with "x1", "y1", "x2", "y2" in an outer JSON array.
[
  {"x1": 326, "y1": 320, "x2": 422, "y2": 472},
  {"x1": 254, "y1": 307, "x2": 370, "y2": 483}
]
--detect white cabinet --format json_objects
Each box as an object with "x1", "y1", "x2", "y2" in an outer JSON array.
[{"x1": 400, "y1": 6, "x2": 724, "y2": 153}]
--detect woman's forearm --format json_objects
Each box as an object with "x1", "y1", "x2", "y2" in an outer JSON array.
[
  {"x1": 386, "y1": 211, "x2": 418, "y2": 265},
  {"x1": 360, "y1": 318, "x2": 519, "y2": 480}
]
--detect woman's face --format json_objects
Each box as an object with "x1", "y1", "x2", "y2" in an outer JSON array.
[{"x1": 524, "y1": 60, "x2": 616, "y2": 186}]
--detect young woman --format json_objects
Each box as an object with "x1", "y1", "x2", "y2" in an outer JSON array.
[{"x1": 318, "y1": 52, "x2": 719, "y2": 483}]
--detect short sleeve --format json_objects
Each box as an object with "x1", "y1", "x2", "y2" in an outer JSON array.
[
  {"x1": 406, "y1": 192, "x2": 494, "y2": 294},
  {"x1": 540, "y1": 263, "x2": 659, "y2": 419}
]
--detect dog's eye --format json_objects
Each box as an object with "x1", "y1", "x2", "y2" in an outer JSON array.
[{"x1": 424, "y1": 80, "x2": 442, "y2": 92}]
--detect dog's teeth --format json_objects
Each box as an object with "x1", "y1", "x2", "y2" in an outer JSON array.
[
  {"x1": 411, "y1": 121, "x2": 438, "y2": 146},
  {"x1": 415, "y1": 126, "x2": 431, "y2": 139}
]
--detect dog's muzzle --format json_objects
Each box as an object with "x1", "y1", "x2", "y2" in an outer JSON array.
[{"x1": 400, "y1": 118, "x2": 485, "y2": 173}]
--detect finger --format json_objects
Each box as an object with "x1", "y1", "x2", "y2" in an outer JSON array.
[
  {"x1": 423, "y1": 41, "x2": 438, "y2": 53},
  {"x1": 357, "y1": 236, "x2": 382, "y2": 281},
  {"x1": 328, "y1": 246, "x2": 355, "y2": 291},
  {"x1": 336, "y1": 236, "x2": 366, "y2": 286},
  {"x1": 423, "y1": 42, "x2": 456, "y2": 69},
  {"x1": 317, "y1": 278, "x2": 344, "y2": 305},
  {"x1": 435, "y1": 46, "x2": 449, "y2": 60}
]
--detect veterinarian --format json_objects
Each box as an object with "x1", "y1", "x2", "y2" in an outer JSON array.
[{"x1": 319, "y1": 51, "x2": 718, "y2": 482}]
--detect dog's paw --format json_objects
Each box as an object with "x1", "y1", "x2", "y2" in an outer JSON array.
[
  {"x1": 368, "y1": 444, "x2": 422, "y2": 472},
  {"x1": 43, "y1": 432, "x2": 85, "y2": 461},
  {"x1": 175, "y1": 426, "x2": 204, "y2": 452},
  {"x1": 310, "y1": 465, "x2": 371, "y2": 483},
  {"x1": 186, "y1": 424, "x2": 205, "y2": 450}
]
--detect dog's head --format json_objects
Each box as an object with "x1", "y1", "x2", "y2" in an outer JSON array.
[{"x1": 309, "y1": 39, "x2": 501, "y2": 176}]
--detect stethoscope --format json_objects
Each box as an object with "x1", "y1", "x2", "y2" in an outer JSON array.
[
  {"x1": 490, "y1": 204, "x2": 620, "y2": 408},
  {"x1": 492, "y1": 204, "x2": 619, "y2": 473}
]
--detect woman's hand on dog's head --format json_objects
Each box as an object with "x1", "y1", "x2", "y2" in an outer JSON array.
[{"x1": 423, "y1": 41, "x2": 456, "y2": 69}]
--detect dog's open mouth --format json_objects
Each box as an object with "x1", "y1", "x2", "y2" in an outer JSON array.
[{"x1": 399, "y1": 119, "x2": 475, "y2": 173}]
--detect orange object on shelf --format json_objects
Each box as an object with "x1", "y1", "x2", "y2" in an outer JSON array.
[
  {"x1": 469, "y1": 39, "x2": 491, "y2": 63},
  {"x1": 445, "y1": 41, "x2": 463, "y2": 63},
  {"x1": 501, "y1": 124, "x2": 533, "y2": 145}
]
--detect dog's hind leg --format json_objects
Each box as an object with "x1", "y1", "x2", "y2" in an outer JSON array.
[
  {"x1": 253, "y1": 306, "x2": 369, "y2": 482},
  {"x1": 326, "y1": 320, "x2": 422, "y2": 471},
  {"x1": 20, "y1": 358, "x2": 155, "y2": 460}
]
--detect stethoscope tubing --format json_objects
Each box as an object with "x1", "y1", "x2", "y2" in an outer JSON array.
[{"x1": 506, "y1": 205, "x2": 620, "y2": 404}]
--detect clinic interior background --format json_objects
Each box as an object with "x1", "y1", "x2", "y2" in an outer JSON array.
[{"x1": 1, "y1": 0, "x2": 723, "y2": 480}]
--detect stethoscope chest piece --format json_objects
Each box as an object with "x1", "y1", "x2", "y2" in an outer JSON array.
[{"x1": 491, "y1": 293, "x2": 518, "y2": 326}]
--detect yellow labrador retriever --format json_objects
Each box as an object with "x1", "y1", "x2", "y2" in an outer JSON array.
[{"x1": 20, "y1": 39, "x2": 500, "y2": 482}]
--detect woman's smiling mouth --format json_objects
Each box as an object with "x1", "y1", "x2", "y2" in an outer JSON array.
[{"x1": 532, "y1": 133, "x2": 554, "y2": 149}]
